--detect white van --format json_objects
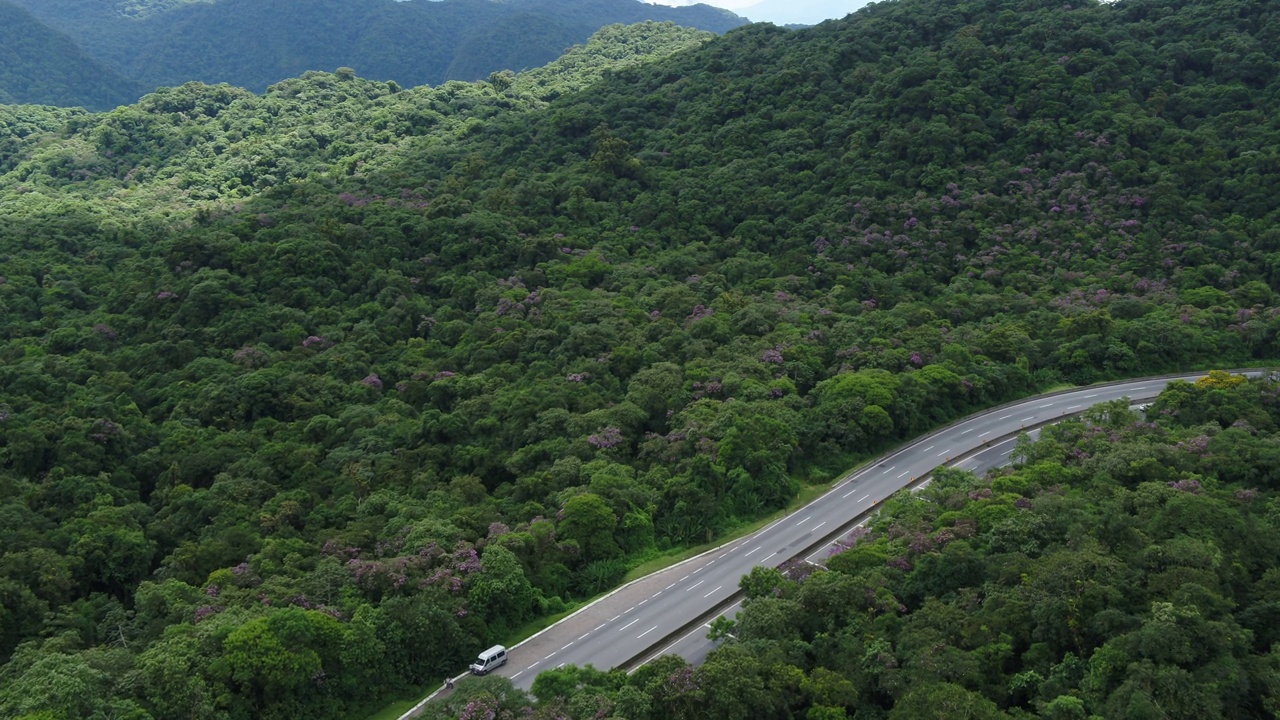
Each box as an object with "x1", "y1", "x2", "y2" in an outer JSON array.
[{"x1": 469, "y1": 645, "x2": 507, "y2": 675}]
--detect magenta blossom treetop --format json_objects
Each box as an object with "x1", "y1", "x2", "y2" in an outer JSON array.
[
  {"x1": 686, "y1": 305, "x2": 713, "y2": 321},
  {"x1": 588, "y1": 427, "x2": 624, "y2": 449}
]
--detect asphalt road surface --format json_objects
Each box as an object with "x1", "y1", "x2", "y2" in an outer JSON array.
[{"x1": 449, "y1": 372, "x2": 1244, "y2": 697}]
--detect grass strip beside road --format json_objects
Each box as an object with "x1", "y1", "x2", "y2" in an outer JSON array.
[
  {"x1": 362, "y1": 699, "x2": 421, "y2": 720},
  {"x1": 362, "y1": 367, "x2": 1274, "y2": 719},
  {"x1": 358, "y1": 483, "x2": 835, "y2": 720},
  {"x1": 621, "y1": 482, "x2": 832, "y2": 583}
]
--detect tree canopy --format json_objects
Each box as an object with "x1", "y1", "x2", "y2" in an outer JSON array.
[
  {"x1": 0, "y1": 0, "x2": 143, "y2": 109},
  {"x1": 2, "y1": 0, "x2": 1280, "y2": 716},
  {"x1": 483, "y1": 377, "x2": 1280, "y2": 719}
]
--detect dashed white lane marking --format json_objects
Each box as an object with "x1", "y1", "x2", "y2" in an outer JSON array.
[
  {"x1": 882, "y1": 466, "x2": 895, "y2": 473},
  {"x1": 639, "y1": 601, "x2": 744, "y2": 669},
  {"x1": 961, "y1": 428, "x2": 973, "y2": 434},
  {"x1": 937, "y1": 448, "x2": 950, "y2": 456},
  {"x1": 545, "y1": 651, "x2": 556, "y2": 660},
  {"x1": 557, "y1": 663, "x2": 566, "y2": 669},
  {"x1": 749, "y1": 517, "x2": 782, "y2": 540},
  {"x1": 688, "y1": 579, "x2": 705, "y2": 592},
  {"x1": 637, "y1": 625, "x2": 658, "y2": 639},
  {"x1": 512, "y1": 670, "x2": 523, "y2": 678},
  {"x1": 922, "y1": 445, "x2": 934, "y2": 451},
  {"x1": 526, "y1": 385, "x2": 1164, "y2": 647},
  {"x1": 812, "y1": 521, "x2": 826, "y2": 531},
  {"x1": 610, "y1": 615, "x2": 620, "y2": 622},
  {"x1": 703, "y1": 585, "x2": 722, "y2": 598},
  {"x1": 693, "y1": 567, "x2": 702, "y2": 574},
  {"x1": 638, "y1": 599, "x2": 647, "y2": 606},
  {"x1": 1039, "y1": 403, "x2": 1054, "y2": 408},
  {"x1": 578, "y1": 633, "x2": 589, "y2": 641},
  {"x1": 529, "y1": 661, "x2": 540, "y2": 669},
  {"x1": 842, "y1": 489, "x2": 857, "y2": 498},
  {"x1": 562, "y1": 641, "x2": 574, "y2": 650},
  {"x1": 619, "y1": 619, "x2": 639, "y2": 632},
  {"x1": 627, "y1": 606, "x2": 635, "y2": 612},
  {"x1": 796, "y1": 515, "x2": 811, "y2": 526},
  {"x1": 653, "y1": 591, "x2": 662, "y2": 598},
  {"x1": 1020, "y1": 416, "x2": 1035, "y2": 422},
  {"x1": 897, "y1": 470, "x2": 909, "y2": 478},
  {"x1": 707, "y1": 560, "x2": 715, "y2": 565}
]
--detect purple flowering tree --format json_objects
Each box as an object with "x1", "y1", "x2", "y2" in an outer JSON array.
[
  {"x1": 588, "y1": 427, "x2": 624, "y2": 450},
  {"x1": 686, "y1": 305, "x2": 713, "y2": 322}
]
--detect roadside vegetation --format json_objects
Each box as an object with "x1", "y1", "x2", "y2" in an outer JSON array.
[
  {"x1": 1, "y1": 0, "x2": 1279, "y2": 717},
  {"x1": 437, "y1": 373, "x2": 1280, "y2": 719}
]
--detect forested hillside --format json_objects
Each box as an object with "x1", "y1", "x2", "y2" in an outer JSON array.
[
  {"x1": 0, "y1": 0, "x2": 143, "y2": 109},
  {"x1": 426, "y1": 374, "x2": 1280, "y2": 718},
  {"x1": 9, "y1": 0, "x2": 747, "y2": 94},
  {"x1": 1, "y1": 0, "x2": 1279, "y2": 717}
]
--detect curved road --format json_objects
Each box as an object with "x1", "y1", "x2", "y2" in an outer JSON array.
[{"x1": 409, "y1": 371, "x2": 1261, "y2": 712}]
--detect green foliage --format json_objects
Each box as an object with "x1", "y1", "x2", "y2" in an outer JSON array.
[
  {"x1": 3, "y1": 0, "x2": 1280, "y2": 716},
  {"x1": 469, "y1": 545, "x2": 537, "y2": 636},
  {"x1": 502, "y1": 376, "x2": 1280, "y2": 718},
  {"x1": 0, "y1": 0, "x2": 143, "y2": 109},
  {"x1": 558, "y1": 493, "x2": 620, "y2": 563}
]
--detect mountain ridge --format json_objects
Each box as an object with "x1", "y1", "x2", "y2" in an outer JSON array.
[
  {"x1": 0, "y1": 0, "x2": 144, "y2": 109},
  {"x1": 1, "y1": 1, "x2": 1279, "y2": 719},
  {"x1": 8, "y1": 0, "x2": 749, "y2": 96}
]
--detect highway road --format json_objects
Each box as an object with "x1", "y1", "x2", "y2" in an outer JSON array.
[{"x1": 409, "y1": 371, "x2": 1257, "y2": 714}]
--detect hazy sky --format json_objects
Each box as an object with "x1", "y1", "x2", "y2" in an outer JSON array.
[
  {"x1": 666, "y1": 0, "x2": 760, "y2": 8},
  {"x1": 645, "y1": 0, "x2": 871, "y2": 25}
]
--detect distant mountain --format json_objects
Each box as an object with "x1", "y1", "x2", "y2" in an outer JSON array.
[
  {"x1": 0, "y1": 0, "x2": 143, "y2": 109},
  {"x1": 10, "y1": 0, "x2": 748, "y2": 93}
]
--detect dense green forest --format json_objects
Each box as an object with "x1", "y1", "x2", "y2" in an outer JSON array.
[
  {"x1": 426, "y1": 373, "x2": 1280, "y2": 719},
  {"x1": 1, "y1": 0, "x2": 1280, "y2": 717},
  {"x1": 0, "y1": 0, "x2": 143, "y2": 109},
  {"x1": 8, "y1": 0, "x2": 747, "y2": 97}
]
